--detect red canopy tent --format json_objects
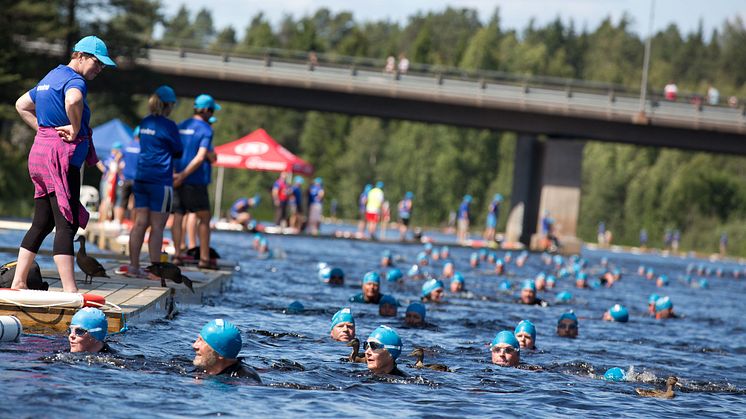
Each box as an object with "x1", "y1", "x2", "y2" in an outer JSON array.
[{"x1": 212, "y1": 129, "x2": 314, "y2": 216}]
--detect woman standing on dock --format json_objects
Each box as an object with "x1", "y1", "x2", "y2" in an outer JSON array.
[
  {"x1": 11, "y1": 36, "x2": 116, "y2": 293},
  {"x1": 126, "y1": 86, "x2": 182, "y2": 277}
]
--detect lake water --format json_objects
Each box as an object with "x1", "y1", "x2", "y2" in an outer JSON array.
[{"x1": 1, "y1": 228, "x2": 745, "y2": 417}]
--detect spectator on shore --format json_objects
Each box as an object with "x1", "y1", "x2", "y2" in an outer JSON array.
[
  {"x1": 272, "y1": 172, "x2": 291, "y2": 227},
  {"x1": 706, "y1": 84, "x2": 719, "y2": 106},
  {"x1": 307, "y1": 177, "x2": 324, "y2": 235},
  {"x1": 384, "y1": 55, "x2": 395, "y2": 73},
  {"x1": 664, "y1": 81, "x2": 678, "y2": 101},
  {"x1": 397, "y1": 53, "x2": 409, "y2": 74}
]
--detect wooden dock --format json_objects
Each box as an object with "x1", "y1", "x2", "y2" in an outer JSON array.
[{"x1": 0, "y1": 262, "x2": 235, "y2": 335}]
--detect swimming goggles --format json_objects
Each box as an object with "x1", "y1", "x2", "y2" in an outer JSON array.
[
  {"x1": 491, "y1": 346, "x2": 518, "y2": 355},
  {"x1": 363, "y1": 340, "x2": 401, "y2": 353},
  {"x1": 68, "y1": 326, "x2": 102, "y2": 337}
]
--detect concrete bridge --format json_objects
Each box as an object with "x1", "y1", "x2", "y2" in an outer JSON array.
[{"x1": 25, "y1": 41, "x2": 746, "y2": 247}]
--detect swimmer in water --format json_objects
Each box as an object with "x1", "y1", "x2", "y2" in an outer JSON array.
[
  {"x1": 575, "y1": 272, "x2": 589, "y2": 289},
  {"x1": 654, "y1": 296, "x2": 676, "y2": 319},
  {"x1": 603, "y1": 304, "x2": 629, "y2": 322},
  {"x1": 514, "y1": 320, "x2": 536, "y2": 350},
  {"x1": 404, "y1": 302, "x2": 426, "y2": 327},
  {"x1": 647, "y1": 293, "x2": 659, "y2": 315},
  {"x1": 349, "y1": 271, "x2": 383, "y2": 304},
  {"x1": 330, "y1": 307, "x2": 356, "y2": 342},
  {"x1": 545, "y1": 275, "x2": 556, "y2": 290},
  {"x1": 192, "y1": 319, "x2": 261, "y2": 381},
  {"x1": 386, "y1": 267, "x2": 403, "y2": 283},
  {"x1": 469, "y1": 252, "x2": 479, "y2": 268},
  {"x1": 68, "y1": 308, "x2": 114, "y2": 353},
  {"x1": 417, "y1": 251, "x2": 429, "y2": 266},
  {"x1": 365, "y1": 325, "x2": 406, "y2": 377},
  {"x1": 379, "y1": 295, "x2": 398, "y2": 317},
  {"x1": 656, "y1": 274, "x2": 669, "y2": 288},
  {"x1": 421, "y1": 278, "x2": 445, "y2": 303},
  {"x1": 442, "y1": 261, "x2": 455, "y2": 279},
  {"x1": 557, "y1": 311, "x2": 579, "y2": 338},
  {"x1": 450, "y1": 272, "x2": 465, "y2": 293},
  {"x1": 490, "y1": 330, "x2": 520, "y2": 367},
  {"x1": 327, "y1": 267, "x2": 345, "y2": 286},
  {"x1": 440, "y1": 246, "x2": 450, "y2": 260},
  {"x1": 380, "y1": 250, "x2": 393, "y2": 267},
  {"x1": 534, "y1": 273, "x2": 546, "y2": 291},
  {"x1": 519, "y1": 280, "x2": 546, "y2": 306},
  {"x1": 495, "y1": 259, "x2": 505, "y2": 275}
]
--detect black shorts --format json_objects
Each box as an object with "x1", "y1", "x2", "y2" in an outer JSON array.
[
  {"x1": 400, "y1": 217, "x2": 410, "y2": 226},
  {"x1": 116, "y1": 179, "x2": 134, "y2": 208},
  {"x1": 172, "y1": 184, "x2": 210, "y2": 214}
]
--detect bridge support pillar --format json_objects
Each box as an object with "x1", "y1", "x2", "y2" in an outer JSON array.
[
  {"x1": 532, "y1": 138, "x2": 584, "y2": 254},
  {"x1": 507, "y1": 134, "x2": 542, "y2": 246}
]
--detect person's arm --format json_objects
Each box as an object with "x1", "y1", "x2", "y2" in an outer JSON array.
[
  {"x1": 174, "y1": 147, "x2": 208, "y2": 186},
  {"x1": 96, "y1": 161, "x2": 106, "y2": 173},
  {"x1": 56, "y1": 88, "x2": 84, "y2": 142},
  {"x1": 15, "y1": 92, "x2": 38, "y2": 131},
  {"x1": 206, "y1": 150, "x2": 217, "y2": 163}
]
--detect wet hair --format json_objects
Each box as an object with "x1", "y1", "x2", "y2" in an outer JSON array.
[{"x1": 148, "y1": 94, "x2": 174, "y2": 116}]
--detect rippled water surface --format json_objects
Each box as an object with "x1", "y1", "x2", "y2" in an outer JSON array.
[{"x1": 1, "y1": 228, "x2": 745, "y2": 418}]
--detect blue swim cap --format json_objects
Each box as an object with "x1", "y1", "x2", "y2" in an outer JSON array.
[
  {"x1": 546, "y1": 275, "x2": 556, "y2": 285},
  {"x1": 452, "y1": 272, "x2": 465, "y2": 283},
  {"x1": 330, "y1": 307, "x2": 355, "y2": 331},
  {"x1": 382, "y1": 250, "x2": 392, "y2": 258},
  {"x1": 609, "y1": 304, "x2": 629, "y2": 322},
  {"x1": 498, "y1": 279, "x2": 512, "y2": 291},
  {"x1": 200, "y1": 319, "x2": 242, "y2": 359},
  {"x1": 441, "y1": 246, "x2": 450, "y2": 254},
  {"x1": 424, "y1": 243, "x2": 433, "y2": 251},
  {"x1": 496, "y1": 258, "x2": 504, "y2": 266},
  {"x1": 294, "y1": 176, "x2": 304, "y2": 185},
  {"x1": 490, "y1": 330, "x2": 520, "y2": 351},
  {"x1": 329, "y1": 267, "x2": 344, "y2": 280},
  {"x1": 286, "y1": 301, "x2": 304, "y2": 314},
  {"x1": 604, "y1": 367, "x2": 626, "y2": 382},
  {"x1": 698, "y1": 278, "x2": 709, "y2": 289},
  {"x1": 417, "y1": 252, "x2": 428, "y2": 262},
  {"x1": 589, "y1": 278, "x2": 602, "y2": 289},
  {"x1": 386, "y1": 268, "x2": 403, "y2": 282},
  {"x1": 555, "y1": 291, "x2": 573, "y2": 302},
  {"x1": 155, "y1": 85, "x2": 177, "y2": 103},
  {"x1": 379, "y1": 295, "x2": 398, "y2": 307},
  {"x1": 70, "y1": 308, "x2": 107, "y2": 342},
  {"x1": 367, "y1": 325, "x2": 403, "y2": 360},
  {"x1": 470, "y1": 252, "x2": 478, "y2": 261},
  {"x1": 521, "y1": 280, "x2": 536, "y2": 291},
  {"x1": 422, "y1": 278, "x2": 445, "y2": 297},
  {"x1": 577, "y1": 272, "x2": 588, "y2": 281},
  {"x1": 375, "y1": 181, "x2": 384, "y2": 188},
  {"x1": 655, "y1": 296, "x2": 673, "y2": 311},
  {"x1": 479, "y1": 248, "x2": 488, "y2": 256},
  {"x1": 494, "y1": 193, "x2": 503, "y2": 202},
  {"x1": 514, "y1": 320, "x2": 536, "y2": 341},
  {"x1": 406, "y1": 302, "x2": 426, "y2": 320},
  {"x1": 558, "y1": 311, "x2": 578, "y2": 325},
  {"x1": 648, "y1": 293, "x2": 659, "y2": 304},
  {"x1": 363, "y1": 271, "x2": 381, "y2": 284},
  {"x1": 558, "y1": 268, "x2": 569, "y2": 278},
  {"x1": 443, "y1": 261, "x2": 454, "y2": 269},
  {"x1": 421, "y1": 279, "x2": 444, "y2": 297},
  {"x1": 658, "y1": 275, "x2": 669, "y2": 286},
  {"x1": 407, "y1": 264, "x2": 420, "y2": 277}
]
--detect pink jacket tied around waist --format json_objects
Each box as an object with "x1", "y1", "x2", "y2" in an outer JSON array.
[{"x1": 28, "y1": 127, "x2": 98, "y2": 228}]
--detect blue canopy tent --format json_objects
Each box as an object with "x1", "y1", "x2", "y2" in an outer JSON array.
[{"x1": 91, "y1": 118, "x2": 134, "y2": 160}]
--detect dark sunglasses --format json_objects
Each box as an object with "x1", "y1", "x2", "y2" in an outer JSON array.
[{"x1": 67, "y1": 326, "x2": 89, "y2": 337}]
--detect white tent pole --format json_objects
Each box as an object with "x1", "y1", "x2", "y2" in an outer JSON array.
[{"x1": 214, "y1": 166, "x2": 225, "y2": 218}]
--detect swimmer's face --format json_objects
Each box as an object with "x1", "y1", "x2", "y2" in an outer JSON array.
[
  {"x1": 328, "y1": 274, "x2": 344, "y2": 286},
  {"x1": 330, "y1": 322, "x2": 355, "y2": 342},
  {"x1": 575, "y1": 279, "x2": 586, "y2": 289},
  {"x1": 380, "y1": 257, "x2": 391, "y2": 267},
  {"x1": 656, "y1": 308, "x2": 674, "y2": 319},
  {"x1": 363, "y1": 282, "x2": 380, "y2": 299},
  {"x1": 535, "y1": 278, "x2": 546, "y2": 290},
  {"x1": 520, "y1": 288, "x2": 536, "y2": 304},
  {"x1": 470, "y1": 259, "x2": 478, "y2": 268},
  {"x1": 429, "y1": 288, "x2": 445, "y2": 302},
  {"x1": 495, "y1": 264, "x2": 504, "y2": 274},
  {"x1": 557, "y1": 319, "x2": 578, "y2": 338},
  {"x1": 515, "y1": 332, "x2": 535, "y2": 349},
  {"x1": 450, "y1": 281, "x2": 463, "y2": 293},
  {"x1": 68, "y1": 326, "x2": 100, "y2": 353},
  {"x1": 405, "y1": 312, "x2": 423, "y2": 327},
  {"x1": 379, "y1": 304, "x2": 397, "y2": 317},
  {"x1": 546, "y1": 281, "x2": 555, "y2": 289},
  {"x1": 648, "y1": 303, "x2": 656, "y2": 315},
  {"x1": 365, "y1": 342, "x2": 394, "y2": 374},
  {"x1": 491, "y1": 344, "x2": 520, "y2": 367},
  {"x1": 442, "y1": 264, "x2": 454, "y2": 277},
  {"x1": 192, "y1": 335, "x2": 219, "y2": 369}
]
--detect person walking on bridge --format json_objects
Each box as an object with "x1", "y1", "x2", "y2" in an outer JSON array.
[{"x1": 11, "y1": 35, "x2": 116, "y2": 293}]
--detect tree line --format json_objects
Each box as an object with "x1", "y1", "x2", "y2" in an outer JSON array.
[{"x1": 1, "y1": 2, "x2": 745, "y2": 255}]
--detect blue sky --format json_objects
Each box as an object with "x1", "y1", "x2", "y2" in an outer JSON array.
[{"x1": 162, "y1": 0, "x2": 745, "y2": 38}]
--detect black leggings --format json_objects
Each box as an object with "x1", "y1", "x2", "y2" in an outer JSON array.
[{"x1": 21, "y1": 167, "x2": 80, "y2": 256}]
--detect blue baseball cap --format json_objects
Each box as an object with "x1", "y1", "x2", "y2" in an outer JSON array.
[
  {"x1": 314, "y1": 177, "x2": 323, "y2": 185},
  {"x1": 604, "y1": 367, "x2": 626, "y2": 382},
  {"x1": 405, "y1": 191, "x2": 414, "y2": 199},
  {"x1": 463, "y1": 194, "x2": 472, "y2": 202},
  {"x1": 73, "y1": 35, "x2": 116, "y2": 67},
  {"x1": 294, "y1": 176, "x2": 304, "y2": 185},
  {"x1": 367, "y1": 325, "x2": 403, "y2": 359},
  {"x1": 154, "y1": 85, "x2": 177, "y2": 103},
  {"x1": 194, "y1": 94, "x2": 221, "y2": 110},
  {"x1": 493, "y1": 193, "x2": 503, "y2": 202},
  {"x1": 405, "y1": 302, "x2": 426, "y2": 320},
  {"x1": 200, "y1": 319, "x2": 242, "y2": 359},
  {"x1": 70, "y1": 307, "x2": 108, "y2": 342},
  {"x1": 330, "y1": 307, "x2": 354, "y2": 331},
  {"x1": 386, "y1": 268, "x2": 403, "y2": 282},
  {"x1": 421, "y1": 278, "x2": 444, "y2": 297},
  {"x1": 363, "y1": 271, "x2": 381, "y2": 284},
  {"x1": 375, "y1": 181, "x2": 384, "y2": 188},
  {"x1": 514, "y1": 320, "x2": 536, "y2": 341},
  {"x1": 490, "y1": 330, "x2": 520, "y2": 351},
  {"x1": 286, "y1": 301, "x2": 304, "y2": 314},
  {"x1": 609, "y1": 304, "x2": 629, "y2": 322}
]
